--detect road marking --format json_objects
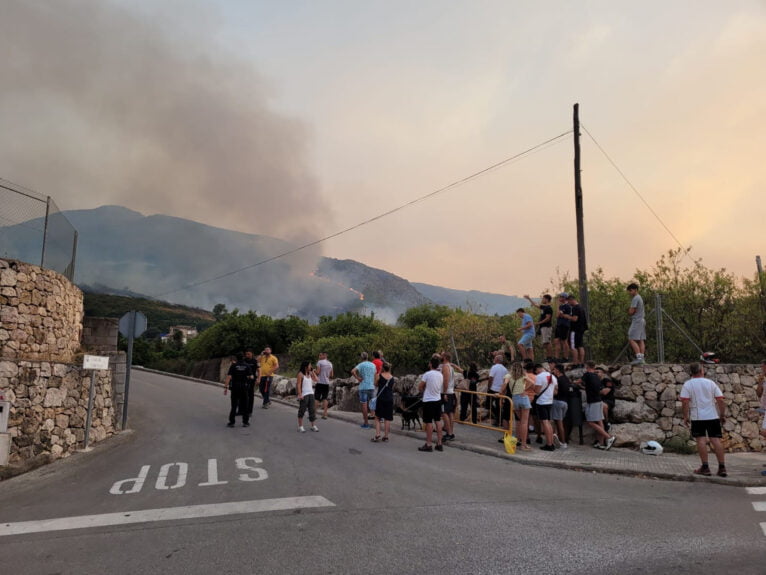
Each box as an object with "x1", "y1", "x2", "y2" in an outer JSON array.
[
  {"x1": 0, "y1": 496, "x2": 335, "y2": 537},
  {"x1": 746, "y1": 487, "x2": 766, "y2": 495},
  {"x1": 753, "y1": 501, "x2": 766, "y2": 512}
]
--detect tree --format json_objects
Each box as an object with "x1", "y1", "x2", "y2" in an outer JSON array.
[{"x1": 212, "y1": 303, "x2": 228, "y2": 322}]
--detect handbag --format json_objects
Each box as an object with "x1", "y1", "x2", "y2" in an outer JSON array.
[{"x1": 369, "y1": 376, "x2": 392, "y2": 411}]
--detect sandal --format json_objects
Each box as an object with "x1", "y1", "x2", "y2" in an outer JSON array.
[
  {"x1": 717, "y1": 467, "x2": 728, "y2": 477},
  {"x1": 371, "y1": 436, "x2": 381, "y2": 443},
  {"x1": 520, "y1": 445, "x2": 533, "y2": 451},
  {"x1": 693, "y1": 466, "x2": 711, "y2": 476}
]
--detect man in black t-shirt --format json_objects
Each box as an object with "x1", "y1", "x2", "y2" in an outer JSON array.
[
  {"x1": 580, "y1": 361, "x2": 614, "y2": 449},
  {"x1": 243, "y1": 348, "x2": 260, "y2": 417},
  {"x1": 224, "y1": 354, "x2": 254, "y2": 427},
  {"x1": 524, "y1": 294, "x2": 554, "y2": 361},
  {"x1": 553, "y1": 293, "x2": 573, "y2": 362},
  {"x1": 567, "y1": 294, "x2": 587, "y2": 367}
]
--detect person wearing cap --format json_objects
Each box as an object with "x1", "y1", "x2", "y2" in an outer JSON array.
[
  {"x1": 627, "y1": 283, "x2": 646, "y2": 365},
  {"x1": 553, "y1": 293, "x2": 574, "y2": 362}
]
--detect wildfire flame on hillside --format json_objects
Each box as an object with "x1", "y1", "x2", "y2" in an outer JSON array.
[{"x1": 309, "y1": 271, "x2": 364, "y2": 301}]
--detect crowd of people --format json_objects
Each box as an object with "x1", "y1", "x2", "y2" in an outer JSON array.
[{"x1": 219, "y1": 283, "x2": 766, "y2": 468}]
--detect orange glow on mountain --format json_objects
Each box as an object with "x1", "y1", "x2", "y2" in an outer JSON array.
[{"x1": 309, "y1": 271, "x2": 364, "y2": 301}]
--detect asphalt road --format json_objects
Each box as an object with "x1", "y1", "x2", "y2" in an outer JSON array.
[{"x1": 0, "y1": 370, "x2": 763, "y2": 575}]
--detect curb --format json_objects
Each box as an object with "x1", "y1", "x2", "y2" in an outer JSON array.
[{"x1": 135, "y1": 367, "x2": 763, "y2": 487}]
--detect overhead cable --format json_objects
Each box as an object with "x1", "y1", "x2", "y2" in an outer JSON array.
[{"x1": 154, "y1": 130, "x2": 573, "y2": 297}]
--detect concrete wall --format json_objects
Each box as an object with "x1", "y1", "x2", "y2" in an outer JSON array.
[{"x1": 0, "y1": 259, "x2": 83, "y2": 363}]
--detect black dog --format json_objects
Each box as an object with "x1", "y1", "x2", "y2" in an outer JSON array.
[{"x1": 397, "y1": 394, "x2": 423, "y2": 430}]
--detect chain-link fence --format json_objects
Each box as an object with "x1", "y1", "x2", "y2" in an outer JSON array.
[{"x1": 0, "y1": 178, "x2": 78, "y2": 281}]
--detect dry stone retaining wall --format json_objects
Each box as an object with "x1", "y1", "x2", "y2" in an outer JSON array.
[
  {"x1": 0, "y1": 259, "x2": 83, "y2": 363},
  {"x1": 264, "y1": 363, "x2": 764, "y2": 452},
  {"x1": 0, "y1": 359, "x2": 117, "y2": 464}
]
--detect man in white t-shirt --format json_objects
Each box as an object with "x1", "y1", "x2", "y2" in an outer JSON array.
[
  {"x1": 418, "y1": 356, "x2": 445, "y2": 452},
  {"x1": 314, "y1": 352, "x2": 334, "y2": 420},
  {"x1": 534, "y1": 364, "x2": 558, "y2": 451},
  {"x1": 488, "y1": 355, "x2": 508, "y2": 427},
  {"x1": 680, "y1": 363, "x2": 727, "y2": 477}
]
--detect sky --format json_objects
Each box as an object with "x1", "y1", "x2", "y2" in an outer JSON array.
[{"x1": 2, "y1": 1, "x2": 765, "y2": 297}]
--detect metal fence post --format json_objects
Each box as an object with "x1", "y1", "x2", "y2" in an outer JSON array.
[
  {"x1": 40, "y1": 196, "x2": 51, "y2": 267},
  {"x1": 655, "y1": 293, "x2": 664, "y2": 364}
]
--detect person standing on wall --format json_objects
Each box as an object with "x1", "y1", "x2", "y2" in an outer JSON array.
[
  {"x1": 627, "y1": 283, "x2": 646, "y2": 365},
  {"x1": 258, "y1": 346, "x2": 279, "y2": 409},
  {"x1": 524, "y1": 294, "x2": 554, "y2": 362}
]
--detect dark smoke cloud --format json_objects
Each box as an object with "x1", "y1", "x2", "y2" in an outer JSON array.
[{"x1": 0, "y1": 0, "x2": 330, "y2": 242}]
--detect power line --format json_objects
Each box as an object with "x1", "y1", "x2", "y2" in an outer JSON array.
[
  {"x1": 154, "y1": 130, "x2": 573, "y2": 298},
  {"x1": 580, "y1": 123, "x2": 689, "y2": 256}
]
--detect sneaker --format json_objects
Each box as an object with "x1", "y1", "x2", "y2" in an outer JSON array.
[
  {"x1": 298, "y1": 426, "x2": 306, "y2": 433},
  {"x1": 630, "y1": 357, "x2": 645, "y2": 365},
  {"x1": 243, "y1": 422, "x2": 250, "y2": 427},
  {"x1": 535, "y1": 436, "x2": 543, "y2": 444},
  {"x1": 227, "y1": 422, "x2": 235, "y2": 428},
  {"x1": 311, "y1": 425, "x2": 319, "y2": 432},
  {"x1": 605, "y1": 436, "x2": 616, "y2": 451},
  {"x1": 592, "y1": 440, "x2": 601, "y2": 448},
  {"x1": 418, "y1": 444, "x2": 433, "y2": 452},
  {"x1": 435, "y1": 444, "x2": 444, "y2": 452},
  {"x1": 360, "y1": 423, "x2": 371, "y2": 429},
  {"x1": 553, "y1": 434, "x2": 561, "y2": 448},
  {"x1": 717, "y1": 466, "x2": 727, "y2": 477},
  {"x1": 540, "y1": 444, "x2": 555, "y2": 451},
  {"x1": 595, "y1": 443, "x2": 606, "y2": 450},
  {"x1": 560, "y1": 442, "x2": 568, "y2": 449},
  {"x1": 694, "y1": 466, "x2": 711, "y2": 476},
  {"x1": 321, "y1": 415, "x2": 328, "y2": 420}
]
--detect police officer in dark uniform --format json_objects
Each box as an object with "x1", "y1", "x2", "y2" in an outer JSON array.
[
  {"x1": 224, "y1": 354, "x2": 254, "y2": 427},
  {"x1": 243, "y1": 348, "x2": 260, "y2": 418}
]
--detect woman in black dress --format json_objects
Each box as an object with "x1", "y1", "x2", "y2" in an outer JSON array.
[{"x1": 371, "y1": 362, "x2": 395, "y2": 442}]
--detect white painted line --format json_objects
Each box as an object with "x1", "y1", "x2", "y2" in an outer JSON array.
[
  {"x1": 746, "y1": 487, "x2": 766, "y2": 495},
  {"x1": 753, "y1": 501, "x2": 766, "y2": 512},
  {"x1": 761, "y1": 522, "x2": 766, "y2": 537},
  {"x1": 0, "y1": 496, "x2": 335, "y2": 537}
]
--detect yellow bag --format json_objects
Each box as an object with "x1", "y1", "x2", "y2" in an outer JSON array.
[{"x1": 503, "y1": 432, "x2": 517, "y2": 454}]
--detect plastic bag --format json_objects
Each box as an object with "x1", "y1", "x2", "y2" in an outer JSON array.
[{"x1": 503, "y1": 432, "x2": 517, "y2": 454}]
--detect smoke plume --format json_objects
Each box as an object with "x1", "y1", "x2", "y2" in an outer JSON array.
[{"x1": 0, "y1": 0, "x2": 330, "y2": 242}]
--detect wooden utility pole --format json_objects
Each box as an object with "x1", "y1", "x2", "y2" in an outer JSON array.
[{"x1": 573, "y1": 104, "x2": 589, "y2": 324}]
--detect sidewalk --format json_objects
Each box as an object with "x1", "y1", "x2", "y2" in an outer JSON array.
[{"x1": 325, "y1": 407, "x2": 766, "y2": 487}]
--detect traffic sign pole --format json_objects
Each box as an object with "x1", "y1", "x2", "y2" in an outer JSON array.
[{"x1": 122, "y1": 311, "x2": 135, "y2": 430}]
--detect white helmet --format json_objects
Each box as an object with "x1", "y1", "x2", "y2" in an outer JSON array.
[{"x1": 640, "y1": 440, "x2": 663, "y2": 456}]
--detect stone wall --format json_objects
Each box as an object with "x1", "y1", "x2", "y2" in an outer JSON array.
[
  {"x1": 264, "y1": 363, "x2": 764, "y2": 452},
  {"x1": 610, "y1": 363, "x2": 763, "y2": 452},
  {"x1": 0, "y1": 259, "x2": 83, "y2": 363},
  {"x1": 0, "y1": 359, "x2": 117, "y2": 464}
]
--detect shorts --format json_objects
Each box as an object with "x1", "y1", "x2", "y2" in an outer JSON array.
[
  {"x1": 518, "y1": 333, "x2": 534, "y2": 348},
  {"x1": 628, "y1": 318, "x2": 646, "y2": 341},
  {"x1": 555, "y1": 325, "x2": 570, "y2": 341},
  {"x1": 585, "y1": 402, "x2": 603, "y2": 422},
  {"x1": 442, "y1": 394, "x2": 456, "y2": 414},
  {"x1": 551, "y1": 399, "x2": 569, "y2": 421},
  {"x1": 540, "y1": 326, "x2": 552, "y2": 344},
  {"x1": 536, "y1": 404, "x2": 552, "y2": 420},
  {"x1": 422, "y1": 400, "x2": 443, "y2": 423},
  {"x1": 314, "y1": 383, "x2": 329, "y2": 401},
  {"x1": 569, "y1": 330, "x2": 584, "y2": 349},
  {"x1": 359, "y1": 389, "x2": 374, "y2": 403},
  {"x1": 690, "y1": 419, "x2": 723, "y2": 439},
  {"x1": 512, "y1": 394, "x2": 531, "y2": 410}
]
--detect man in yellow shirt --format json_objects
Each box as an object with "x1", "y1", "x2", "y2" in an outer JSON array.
[{"x1": 258, "y1": 346, "x2": 280, "y2": 409}]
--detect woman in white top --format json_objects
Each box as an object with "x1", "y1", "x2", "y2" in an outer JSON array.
[{"x1": 296, "y1": 360, "x2": 319, "y2": 433}]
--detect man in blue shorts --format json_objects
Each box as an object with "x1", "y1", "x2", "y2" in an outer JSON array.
[
  {"x1": 515, "y1": 307, "x2": 536, "y2": 361},
  {"x1": 352, "y1": 352, "x2": 376, "y2": 429}
]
